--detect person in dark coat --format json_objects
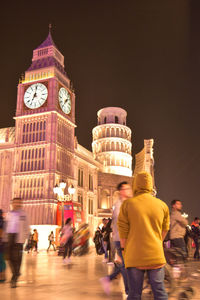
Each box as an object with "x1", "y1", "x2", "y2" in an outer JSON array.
[
  {"x1": 191, "y1": 217, "x2": 200, "y2": 259},
  {"x1": 101, "y1": 218, "x2": 112, "y2": 263}
]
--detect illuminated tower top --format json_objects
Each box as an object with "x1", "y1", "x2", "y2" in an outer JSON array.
[
  {"x1": 92, "y1": 107, "x2": 132, "y2": 177},
  {"x1": 22, "y1": 28, "x2": 70, "y2": 87}
]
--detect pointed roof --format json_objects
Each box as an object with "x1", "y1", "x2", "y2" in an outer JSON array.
[
  {"x1": 36, "y1": 31, "x2": 57, "y2": 50},
  {"x1": 27, "y1": 56, "x2": 66, "y2": 76}
]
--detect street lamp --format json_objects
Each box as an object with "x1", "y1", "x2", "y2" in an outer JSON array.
[
  {"x1": 53, "y1": 180, "x2": 66, "y2": 228},
  {"x1": 68, "y1": 184, "x2": 75, "y2": 200}
]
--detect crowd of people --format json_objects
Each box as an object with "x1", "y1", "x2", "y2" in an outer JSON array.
[
  {"x1": 0, "y1": 171, "x2": 199, "y2": 299},
  {"x1": 94, "y1": 174, "x2": 200, "y2": 299}
]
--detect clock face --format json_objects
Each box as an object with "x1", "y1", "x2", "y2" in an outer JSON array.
[
  {"x1": 59, "y1": 87, "x2": 71, "y2": 114},
  {"x1": 24, "y1": 83, "x2": 48, "y2": 109}
]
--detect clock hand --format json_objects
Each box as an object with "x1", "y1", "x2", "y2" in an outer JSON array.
[{"x1": 32, "y1": 85, "x2": 38, "y2": 100}]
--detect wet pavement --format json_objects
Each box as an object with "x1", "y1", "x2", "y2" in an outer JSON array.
[{"x1": 0, "y1": 247, "x2": 200, "y2": 300}]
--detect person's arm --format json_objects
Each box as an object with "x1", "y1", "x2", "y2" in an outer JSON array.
[
  {"x1": 117, "y1": 200, "x2": 129, "y2": 249},
  {"x1": 162, "y1": 205, "x2": 170, "y2": 241},
  {"x1": 162, "y1": 230, "x2": 168, "y2": 241},
  {"x1": 176, "y1": 212, "x2": 188, "y2": 226},
  {"x1": 119, "y1": 238, "x2": 127, "y2": 248}
]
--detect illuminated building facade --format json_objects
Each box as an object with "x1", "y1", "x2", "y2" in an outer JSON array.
[
  {"x1": 0, "y1": 31, "x2": 133, "y2": 236},
  {"x1": 0, "y1": 31, "x2": 155, "y2": 243},
  {"x1": 133, "y1": 139, "x2": 156, "y2": 194}
]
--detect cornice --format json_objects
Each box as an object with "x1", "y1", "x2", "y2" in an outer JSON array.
[{"x1": 14, "y1": 111, "x2": 76, "y2": 128}]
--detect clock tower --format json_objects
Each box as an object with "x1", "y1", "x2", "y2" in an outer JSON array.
[{"x1": 13, "y1": 29, "x2": 76, "y2": 225}]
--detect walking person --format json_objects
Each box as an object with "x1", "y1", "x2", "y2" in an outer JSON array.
[
  {"x1": 32, "y1": 229, "x2": 39, "y2": 252},
  {"x1": 61, "y1": 218, "x2": 73, "y2": 264},
  {"x1": 170, "y1": 199, "x2": 188, "y2": 257},
  {"x1": 47, "y1": 231, "x2": 56, "y2": 252},
  {"x1": 100, "y1": 181, "x2": 132, "y2": 296},
  {"x1": 101, "y1": 218, "x2": 112, "y2": 263},
  {"x1": 118, "y1": 172, "x2": 170, "y2": 300},
  {"x1": 4, "y1": 197, "x2": 29, "y2": 288},
  {"x1": 0, "y1": 210, "x2": 6, "y2": 282},
  {"x1": 191, "y1": 217, "x2": 200, "y2": 259},
  {"x1": 25, "y1": 232, "x2": 34, "y2": 253}
]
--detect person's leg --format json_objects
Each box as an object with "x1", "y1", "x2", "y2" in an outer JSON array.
[
  {"x1": 15, "y1": 243, "x2": 23, "y2": 278},
  {"x1": 171, "y1": 238, "x2": 187, "y2": 258},
  {"x1": 127, "y1": 267, "x2": 145, "y2": 300},
  {"x1": 194, "y1": 239, "x2": 199, "y2": 259},
  {"x1": 115, "y1": 241, "x2": 129, "y2": 294},
  {"x1": 147, "y1": 268, "x2": 168, "y2": 300},
  {"x1": 10, "y1": 242, "x2": 23, "y2": 287},
  {"x1": 109, "y1": 264, "x2": 120, "y2": 280},
  {"x1": 8, "y1": 234, "x2": 17, "y2": 281},
  {"x1": 103, "y1": 241, "x2": 108, "y2": 259},
  {"x1": 68, "y1": 238, "x2": 73, "y2": 258},
  {"x1": 47, "y1": 242, "x2": 50, "y2": 251},
  {"x1": 63, "y1": 242, "x2": 69, "y2": 259}
]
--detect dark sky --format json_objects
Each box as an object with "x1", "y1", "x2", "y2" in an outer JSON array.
[{"x1": 0, "y1": 0, "x2": 199, "y2": 221}]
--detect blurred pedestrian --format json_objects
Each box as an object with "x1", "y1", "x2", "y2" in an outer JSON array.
[
  {"x1": 32, "y1": 229, "x2": 39, "y2": 252},
  {"x1": 47, "y1": 231, "x2": 56, "y2": 252},
  {"x1": 0, "y1": 209, "x2": 6, "y2": 282},
  {"x1": 191, "y1": 217, "x2": 200, "y2": 259},
  {"x1": 118, "y1": 172, "x2": 170, "y2": 300},
  {"x1": 4, "y1": 197, "x2": 29, "y2": 288},
  {"x1": 100, "y1": 181, "x2": 132, "y2": 296},
  {"x1": 101, "y1": 218, "x2": 112, "y2": 263},
  {"x1": 170, "y1": 199, "x2": 188, "y2": 257},
  {"x1": 61, "y1": 218, "x2": 73, "y2": 264},
  {"x1": 25, "y1": 232, "x2": 34, "y2": 253}
]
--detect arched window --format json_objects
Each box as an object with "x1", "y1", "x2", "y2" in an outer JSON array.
[
  {"x1": 115, "y1": 116, "x2": 118, "y2": 123},
  {"x1": 106, "y1": 128, "x2": 110, "y2": 137},
  {"x1": 100, "y1": 189, "x2": 110, "y2": 209},
  {"x1": 116, "y1": 128, "x2": 120, "y2": 137}
]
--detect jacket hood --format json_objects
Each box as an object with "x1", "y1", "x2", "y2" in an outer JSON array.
[{"x1": 133, "y1": 172, "x2": 153, "y2": 195}]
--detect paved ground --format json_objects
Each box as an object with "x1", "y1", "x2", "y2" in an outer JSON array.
[{"x1": 0, "y1": 247, "x2": 200, "y2": 300}]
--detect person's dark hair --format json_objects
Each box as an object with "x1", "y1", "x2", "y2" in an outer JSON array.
[
  {"x1": 194, "y1": 217, "x2": 199, "y2": 221},
  {"x1": 117, "y1": 181, "x2": 128, "y2": 191},
  {"x1": 65, "y1": 217, "x2": 72, "y2": 225},
  {"x1": 171, "y1": 199, "x2": 181, "y2": 206},
  {"x1": 0, "y1": 209, "x2": 3, "y2": 217}
]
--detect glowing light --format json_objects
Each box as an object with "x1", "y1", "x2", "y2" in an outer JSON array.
[
  {"x1": 68, "y1": 185, "x2": 75, "y2": 195},
  {"x1": 101, "y1": 204, "x2": 108, "y2": 209},
  {"x1": 60, "y1": 181, "x2": 66, "y2": 189}
]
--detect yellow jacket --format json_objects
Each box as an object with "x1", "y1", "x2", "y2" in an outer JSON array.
[{"x1": 117, "y1": 172, "x2": 170, "y2": 268}]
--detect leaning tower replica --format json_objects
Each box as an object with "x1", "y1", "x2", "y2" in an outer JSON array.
[{"x1": 92, "y1": 107, "x2": 132, "y2": 177}]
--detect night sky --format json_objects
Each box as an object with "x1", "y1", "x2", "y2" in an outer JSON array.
[{"x1": 0, "y1": 1, "x2": 199, "y2": 221}]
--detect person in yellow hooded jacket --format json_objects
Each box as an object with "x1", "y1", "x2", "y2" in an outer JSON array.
[{"x1": 117, "y1": 172, "x2": 170, "y2": 300}]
